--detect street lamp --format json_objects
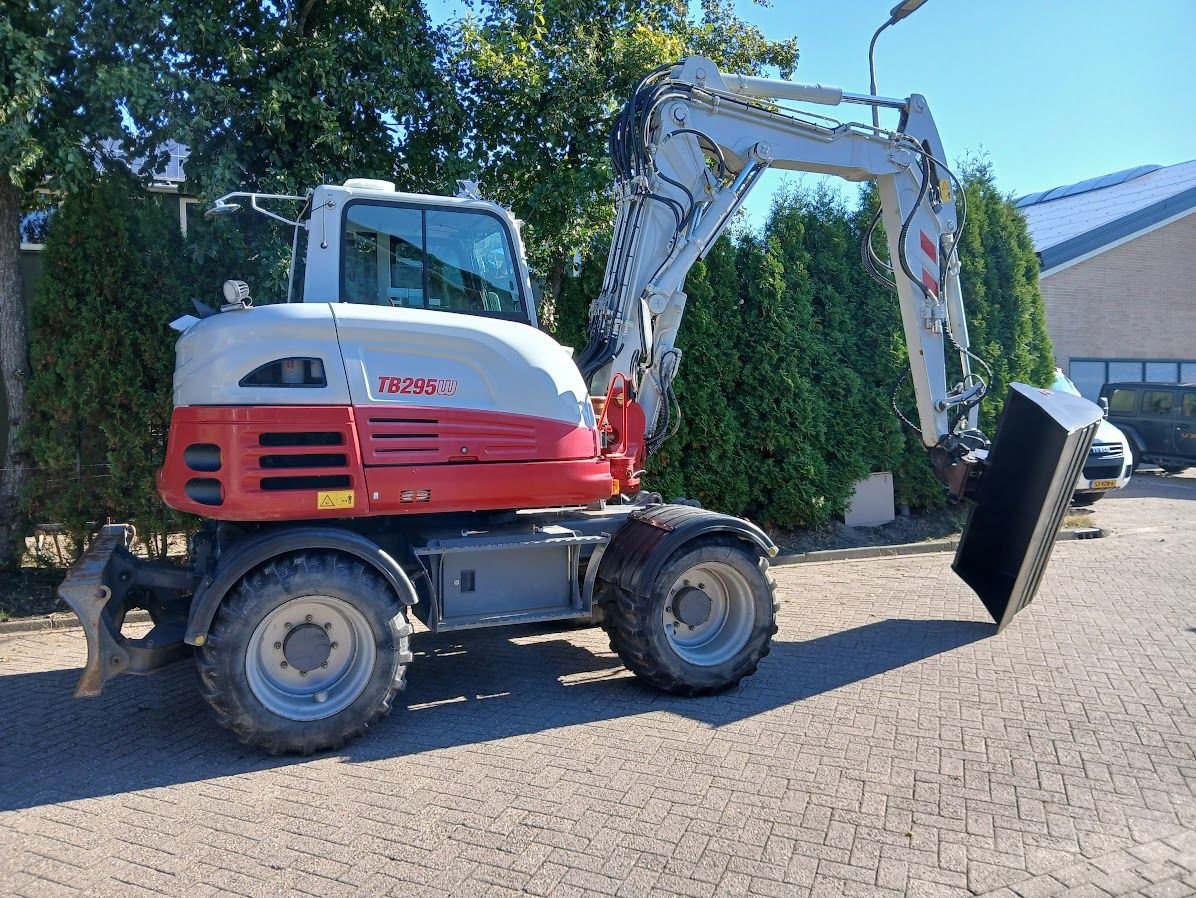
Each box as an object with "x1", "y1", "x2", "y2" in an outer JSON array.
[{"x1": 868, "y1": 0, "x2": 930, "y2": 127}]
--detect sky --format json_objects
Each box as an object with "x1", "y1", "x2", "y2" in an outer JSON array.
[{"x1": 425, "y1": 0, "x2": 1196, "y2": 225}]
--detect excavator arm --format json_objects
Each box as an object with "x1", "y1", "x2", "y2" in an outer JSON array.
[
  {"x1": 582, "y1": 56, "x2": 979, "y2": 453},
  {"x1": 582, "y1": 57, "x2": 1104, "y2": 629}
]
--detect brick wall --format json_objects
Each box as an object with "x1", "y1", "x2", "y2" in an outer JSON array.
[{"x1": 1040, "y1": 212, "x2": 1196, "y2": 368}]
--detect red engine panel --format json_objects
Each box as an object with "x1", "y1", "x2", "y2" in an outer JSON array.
[{"x1": 157, "y1": 405, "x2": 614, "y2": 521}]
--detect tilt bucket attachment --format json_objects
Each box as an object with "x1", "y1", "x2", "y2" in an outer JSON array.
[{"x1": 953, "y1": 383, "x2": 1103, "y2": 631}]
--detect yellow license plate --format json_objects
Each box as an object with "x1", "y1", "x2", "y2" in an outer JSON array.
[{"x1": 1091, "y1": 479, "x2": 1117, "y2": 490}]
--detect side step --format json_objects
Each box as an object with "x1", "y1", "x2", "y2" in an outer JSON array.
[{"x1": 953, "y1": 383, "x2": 1103, "y2": 631}]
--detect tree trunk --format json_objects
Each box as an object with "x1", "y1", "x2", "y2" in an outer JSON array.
[
  {"x1": 0, "y1": 173, "x2": 30, "y2": 569},
  {"x1": 544, "y1": 259, "x2": 565, "y2": 332}
]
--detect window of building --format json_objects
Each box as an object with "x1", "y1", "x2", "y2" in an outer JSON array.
[
  {"x1": 1142, "y1": 391, "x2": 1174, "y2": 416},
  {"x1": 1146, "y1": 361, "x2": 1179, "y2": 382},
  {"x1": 340, "y1": 202, "x2": 526, "y2": 321},
  {"x1": 1068, "y1": 361, "x2": 1107, "y2": 402},
  {"x1": 1107, "y1": 361, "x2": 1144, "y2": 384},
  {"x1": 1069, "y1": 358, "x2": 1196, "y2": 401}
]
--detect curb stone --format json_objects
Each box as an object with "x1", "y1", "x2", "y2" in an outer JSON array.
[
  {"x1": 0, "y1": 609, "x2": 151, "y2": 636},
  {"x1": 774, "y1": 526, "x2": 1103, "y2": 566},
  {"x1": 0, "y1": 528, "x2": 1104, "y2": 635}
]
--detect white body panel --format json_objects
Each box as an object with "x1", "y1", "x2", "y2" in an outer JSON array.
[
  {"x1": 174, "y1": 304, "x2": 351, "y2": 407},
  {"x1": 173, "y1": 303, "x2": 594, "y2": 430},
  {"x1": 332, "y1": 304, "x2": 594, "y2": 427}
]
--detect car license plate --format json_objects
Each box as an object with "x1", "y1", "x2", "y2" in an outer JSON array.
[{"x1": 1092, "y1": 479, "x2": 1117, "y2": 490}]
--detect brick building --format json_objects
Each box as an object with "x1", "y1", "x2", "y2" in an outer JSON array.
[{"x1": 1015, "y1": 160, "x2": 1196, "y2": 400}]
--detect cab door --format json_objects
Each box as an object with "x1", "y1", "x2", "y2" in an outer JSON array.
[{"x1": 1175, "y1": 390, "x2": 1196, "y2": 462}]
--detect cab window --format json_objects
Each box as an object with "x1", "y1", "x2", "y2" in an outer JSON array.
[
  {"x1": 340, "y1": 201, "x2": 527, "y2": 321},
  {"x1": 1182, "y1": 393, "x2": 1196, "y2": 418}
]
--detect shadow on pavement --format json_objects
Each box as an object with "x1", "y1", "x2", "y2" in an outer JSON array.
[{"x1": 0, "y1": 617, "x2": 992, "y2": 811}]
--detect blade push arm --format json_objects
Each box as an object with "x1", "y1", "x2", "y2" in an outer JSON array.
[{"x1": 580, "y1": 57, "x2": 983, "y2": 463}]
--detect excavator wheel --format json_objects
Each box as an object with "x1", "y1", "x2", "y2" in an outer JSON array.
[
  {"x1": 196, "y1": 550, "x2": 412, "y2": 755},
  {"x1": 599, "y1": 536, "x2": 778, "y2": 696}
]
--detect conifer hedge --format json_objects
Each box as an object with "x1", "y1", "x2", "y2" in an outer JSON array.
[{"x1": 22, "y1": 175, "x2": 194, "y2": 558}]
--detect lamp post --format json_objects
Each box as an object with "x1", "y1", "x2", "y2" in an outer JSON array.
[{"x1": 868, "y1": 0, "x2": 930, "y2": 128}]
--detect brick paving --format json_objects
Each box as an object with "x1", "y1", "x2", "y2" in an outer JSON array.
[{"x1": 1, "y1": 471, "x2": 1194, "y2": 897}]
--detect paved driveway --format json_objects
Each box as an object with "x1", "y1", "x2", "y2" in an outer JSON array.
[{"x1": 1, "y1": 473, "x2": 1194, "y2": 897}]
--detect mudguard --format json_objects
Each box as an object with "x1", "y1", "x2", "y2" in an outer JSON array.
[
  {"x1": 953, "y1": 383, "x2": 1102, "y2": 631},
  {"x1": 597, "y1": 503, "x2": 777, "y2": 598},
  {"x1": 184, "y1": 526, "x2": 418, "y2": 646}
]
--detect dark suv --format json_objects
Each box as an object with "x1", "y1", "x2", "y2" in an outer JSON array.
[{"x1": 1099, "y1": 382, "x2": 1196, "y2": 473}]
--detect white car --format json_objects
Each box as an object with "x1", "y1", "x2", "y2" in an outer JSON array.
[{"x1": 1050, "y1": 370, "x2": 1133, "y2": 504}]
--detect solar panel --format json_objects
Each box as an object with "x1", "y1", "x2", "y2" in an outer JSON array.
[{"x1": 1014, "y1": 164, "x2": 1160, "y2": 208}]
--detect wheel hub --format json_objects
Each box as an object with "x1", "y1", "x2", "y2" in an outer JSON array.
[
  {"x1": 282, "y1": 623, "x2": 331, "y2": 672},
  {"x1": 672, "y1": 586, "x2": 713, "y2": 627}
]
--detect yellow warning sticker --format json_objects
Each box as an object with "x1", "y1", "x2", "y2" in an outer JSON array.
[{"x1": 317, "y1": 490, "x2": 355, "y2": 510}]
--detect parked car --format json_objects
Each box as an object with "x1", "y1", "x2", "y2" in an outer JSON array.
[
  {"x1": 1050, "y1": 371, "x2": 1134, "y2": 504},
  {"x1": 1099, "y1": 381, "x2": 1196, "y2": 474}
]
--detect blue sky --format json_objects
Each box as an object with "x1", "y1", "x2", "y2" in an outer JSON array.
[{"x1": 426, "y1": 0, "x2": 1196, "y2": 225}]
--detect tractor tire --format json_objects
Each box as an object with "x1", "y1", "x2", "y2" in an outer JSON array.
[
  {"x1": 196, "y1": 551, "x2": 412, "y2": 755},
  {"x1": 599, "y1": 536, "x2": 777, "y2": 696}
]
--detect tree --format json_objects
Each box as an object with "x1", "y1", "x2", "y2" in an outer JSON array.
[
  {"x1": 23, "y1": 175, "x2": 193, "y2": 558},
  {"x1": 452, "y1": 0, "x2": 798, "y2": 327},
  {"x1": 955, "y1": 158, "x2": 1055, "y2": 435},
  {"x1": 0, "y1": 0, "x2": 171, "y2": 566},
  {"x1": 163, "y1": 0, "x2": 454, "y2": 304}
]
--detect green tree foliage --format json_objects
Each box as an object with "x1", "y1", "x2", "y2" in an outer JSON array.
[
  {"x1": 164, "y1": 0, "x2": 453, "y2": 303},
  {"x1": 0, "y1": 0, "x2": 171, "y2": 566},
  {"x1": 634, "y1": 171, "x2": 1055, "y2": 529},
  {"x1": 956, "y1": 159, "x2": 1055, "y2": 434},
  {"x1": 23, "y1": 176, "x2": 193, "y2": 558},
  {"x1": 453, "y1": 0, "x2": 798, "y2": 325},
  {"x1": 645, "y1": 238, "x2": 752, "y2": 514}
]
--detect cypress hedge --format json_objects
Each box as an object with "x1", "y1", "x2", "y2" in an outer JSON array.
[{"x1": 23, "y1": 175, "x2": 194, "y2": 559}]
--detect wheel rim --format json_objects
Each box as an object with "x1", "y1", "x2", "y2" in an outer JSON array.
[
  {"x1": 246, "y1": 595, "x2": 377, "y2": 721},
  {"x1": 662, "y1": 560, "x2": 756, "y2": 667}
]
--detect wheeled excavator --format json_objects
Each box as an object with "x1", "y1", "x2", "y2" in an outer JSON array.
[{"x1": 57, "y1": 57, "x2": 1102, "y2": 754}]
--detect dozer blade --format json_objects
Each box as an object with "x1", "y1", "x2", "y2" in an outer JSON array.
[{"x1": 953, "y1": 383, "x2": 1103, "y2": 632}]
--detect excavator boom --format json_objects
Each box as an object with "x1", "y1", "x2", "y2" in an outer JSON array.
[{"x1": 581, "y1": 57, "x2": 1103, "y2": 626}]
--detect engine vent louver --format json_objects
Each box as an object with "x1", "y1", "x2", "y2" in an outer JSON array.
[
  {"x1": 253, "y1": 429, "x2": 352, "y2": 492},
  {"x1": 260, "y1": 475, "x2": 352, "y2": 491},
  {"x1": 399, "y1": 489, "x2": 432, "y2": 503},
  {"x1": 260, "y1": 453, "x2": 347, "y2": 470},
  {"x1": 259, "y1": 432, "x2": 344, "y2": 447}
]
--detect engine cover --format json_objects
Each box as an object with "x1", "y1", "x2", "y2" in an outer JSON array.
[{"x1": 160, "y1": 304, "x2": 612, "y2": 520}]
